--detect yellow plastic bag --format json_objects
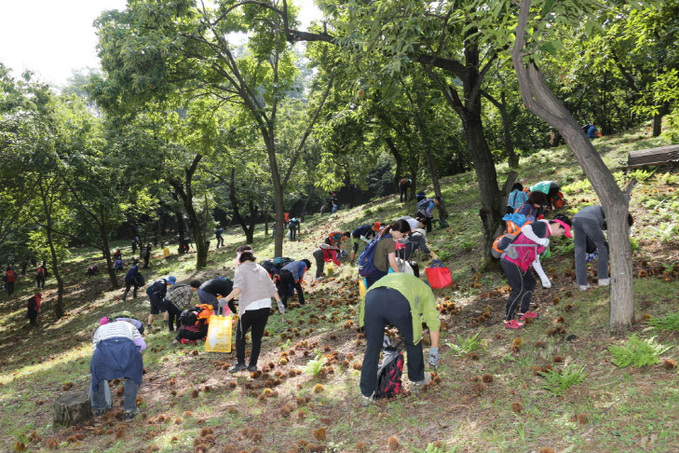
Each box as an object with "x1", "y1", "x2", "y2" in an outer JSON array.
[
  {"x1": 205, "y1": 314, "x2": 232, "y2": 353},
  {"x1": 325, "y1": 263, "x2": 335, "y2": 276},
  {"x1": 163, "y1": 247, "x2": 170, "y2": 257},
  {"x1": 359, "y1": 278, "x2": 367, "y2": 299}
]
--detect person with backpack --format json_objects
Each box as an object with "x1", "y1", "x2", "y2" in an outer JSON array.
[
  {"x1": 515, "y1": 191, "x2": 548, "y2": 222},
  {"x1": 359, "y1": 219, "x2": 411, "y2": 289},
  {"x1": 146, "y1": 276, "x2": 175, "y2": 332},
  {"x1": 358, "y1": 272, "x2": 440, "y2": 407},
  {"x1": 416, "y1": 196, "x2": 442, "y2": 233},
  {"x1": 90, "y1": 317, "x2": 145, "y2": 421},
  {"x1": 122, "y1": 259, "x2": 143, "y2": 301},
  {"x1": 398, "y1": 177, "x2": 412, "y2": 202},
  {"x1": 35, "y1": 264, "x2": 47, "y2": 289},
  {"x1": 3, "y1": 266, "x2": 17, "y2": 296},
  {"x1": 288, "y1": 218, "x2": 301, "y2": 241},
  {"x1": 506, "y1": 182, "x2": 529, "y2": 214},
  {"x1": 174, "y1": 304, "x2": 213, "y2": 344},
  {"x1": 27, "y1": 293, "x2": 41, "y2": 326},
  {"x1": 141, "y1": 243, "x2": 152, "y2": 269},
  {"x1": 350, "y1": 222, "x2": 381, "y2": 262},
  {"x1": 215, "y1": 226, "x2": 225, "y2": 248},
  {"x1": 277, "y1": 259, "x2": 311, "y2": 308},
  {"x1": 501, "y1": 214, "x2": 573, "y2": 329},
  {"x1": 198, "y1": 276, "x2": 234, "y2": 312},
  {"x1": 163, "y1": 279, "x2": 201, "y2": 332},
  {"x1": 219, "y1": 251, "x2": 284, "y2": 373}
]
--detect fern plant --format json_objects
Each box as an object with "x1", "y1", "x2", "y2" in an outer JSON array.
[
  {"x1": 538, "y1": 364, "x2": 586, "y2": 396},
  {"x1": 648, "y1": 312, "x2": 679, "y2": 332},
  {"x1": 304, "y1": 352, "x2": 327, "y2": 376},
  {"x1": 447, "y1": 331, "x2": 486, "y2": 356},
  {"x1": 608, "y1": 335, "x2": 672, "y2": 368}
]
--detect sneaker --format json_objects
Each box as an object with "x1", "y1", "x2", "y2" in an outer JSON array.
[
  {"x1": 579, "y1": 284, "x2": 590, "y2": 291},
  {"x1": 519, "y1": 311, "x2": 540, "y2": 321},
  {"x1": 314, "y1": 276, "x2": 325, "y2": 281},
  {"x1": 93, "y1": 408, "x2": 108, "y2": 417},
  {"x1": 598, "y1": 278, "x2": 610, "y2": 286},
  {"x1": 229, "y1": 363, "x2": 247, "y2": 373},
  {"x1": 123, "y1": 408, "x2": 140, "y2": 421},
  {"x1": 586, "y1": 251, "x2": 598, "y2": 262},
  {"x1": 247, "y1": 365, "x2": 257, "y2": 372},
  {"x1": 504, "y1": 319, "x2": 524, "y2": 329},
  {"x1": 411, "y1": 373, "x2": 432, "y2": 393},
  {"x1": 360, "y1": 394, "x2": 373, "y2": 407}
]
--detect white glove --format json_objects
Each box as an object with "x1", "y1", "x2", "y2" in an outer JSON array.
[
  {"x1": 538, "y1": 238, "x2": 550, "y2": 247},
  {"x1": 541, "y1": 277, "x2": 551, "y2": 288},
  {"x1": 360, "y1": 235, "x2": 370, "y2": 243}
]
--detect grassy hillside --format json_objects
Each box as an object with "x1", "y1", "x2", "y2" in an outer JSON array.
[{"x1": 1, "y1": 126, "x2": 679, "y2": 452}]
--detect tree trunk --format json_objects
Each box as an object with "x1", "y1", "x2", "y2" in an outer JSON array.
[
  {"x1": 100, "y1": 223, "x2": 119, "y2": 290},
  {"x1": 53, "y1": 392, "x2": 92, "y2": 426},
  {"x1": 513, "y1": 0, "x2": 635, "y2": 330},
  {"x1": 174, "y1": 210, "x2": 187, "y2": 255}
]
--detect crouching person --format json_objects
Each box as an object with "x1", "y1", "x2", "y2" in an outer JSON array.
[
  {"x1": 90, "y1": 317, "x2": 145, "y2": 421},
  {"x1": 358, "y1": 273, "x2": 440, "y2": 407}
]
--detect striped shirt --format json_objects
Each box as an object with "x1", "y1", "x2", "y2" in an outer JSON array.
[{"x1": 93, "y1": 321, "x2": 145, "y2": 351}]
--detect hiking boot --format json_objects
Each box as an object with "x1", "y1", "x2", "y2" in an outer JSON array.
[
  {"x1": 519, "y1": 311, "x2": 540, "y2": 321},
  {"x1": 411, "y1": 373, "x2": 432, "y2": 393},
  {"x1": 247, "y1": 365, "x2": 257, "y2": 372},
  {"x1": 598, "y1": 278, "x2": 610, "y2": 286},
  {"x1": 360, "y1": 394, "x2": 373, "y2": 407},
  {"x1": 229, "y1": 363, "x2": 247, "y2": 373},
  {"x1": 123, "y1": 408, "x2": 140, "y2": 421},
  {"x1": 504, "y1": 319, "x2": 524, "y2": 329}
]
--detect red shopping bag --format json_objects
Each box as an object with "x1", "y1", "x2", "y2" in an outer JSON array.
[{"x1": 425, "y1": 262, "x2": 453, "y2": 289}]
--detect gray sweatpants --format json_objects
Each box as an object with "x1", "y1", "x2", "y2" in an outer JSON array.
[{"x1": 573, "y1": 217, "x2": 609, "y2": 286}]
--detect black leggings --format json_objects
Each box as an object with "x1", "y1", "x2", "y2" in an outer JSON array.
[
  {"x1": 277, "y1": 270, "x2": 304, "y2": 307},
  {"x1": 235, "y1": 307, "x2": 270, "y2": 366},
  {"x1": 501, "y1": 258, "x2": 536, "y2": 320}
]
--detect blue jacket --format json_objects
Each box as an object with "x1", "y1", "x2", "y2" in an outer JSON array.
[
  {"x1": 124, "y1": 265, "x2": 140, "y2": 284},
  {"x1": 90, "y1": 337, "x2": 143, "y2": 391},
  {"x1": 282, "y1": 261, "x2": 307, "y2": 282}
]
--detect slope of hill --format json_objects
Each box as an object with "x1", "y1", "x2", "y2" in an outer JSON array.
[{"x1": 1, "y1": 126, "x2": 678, "y2": 452}]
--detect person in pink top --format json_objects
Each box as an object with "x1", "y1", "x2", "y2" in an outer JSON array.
[{"x1": 500, "y1": 214, "x2": 572, "y2": 329}]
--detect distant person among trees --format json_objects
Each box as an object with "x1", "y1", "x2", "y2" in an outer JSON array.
[
  {"x1": 325, "y1": 231, "x2": 350, "y2": 248},
  {"x1": 277, "y1": 259, "x2": 311, "y2": 308},
  {"x1": 27, "y1": 292, "x2": 41, "y2": 326},
  {"x1": 90, "y1": 317, "x2": 145, "y2": 421},
  {"x1": 86, "y1": 265, "x2": 99, "y2": 276},
  {"x1": 350, "y1": 222, "x2": 381, "y2": 262},
  {"x1": 363, "y1": 219, "x2": 411, "y2": 288},
  {"x1": 215, "y1": 226, "x2": 224, "y2": 248},
  {"x1": 530, "y1": 180, "x2": 565, "y2": 212},
  {"x1": 35, "y1": 264, "x2": 47, "y2": 289},
  {"x1": 515, "y1": 191, "x2": 548, "y2": 222},
  {"x1": 141, "y1": 243, "x2": 152, "y2": 269},
  {"x1": 583, "y1": 123, "x2": 601, "y2": 139},
  {"x1": 329, "y1": 192, "x2": 339, "y2": 214},
  {"x1": 501, "y1": 214, "x2": 572, "y2": 329},
  {"x1": 573, "y1": 205, "x2": 633, "y2": 291},
  {"x1": 358, "y1": 273, "x2": 440, "y2": 407},
  {"x1": 312, "y1": 244, "x2": 343, "y2": 280},
  {"x1": 220, "y1": 251, "x2": 284, "y2": 373},
  {"x1": 113, "y1": 249, "x2": 122, "y2": 262},
  {"x1": 506, "y1": 182, "x2": 529, "y2": 214},
  {"x1": 198, "y1": 277, "x2": 234, "y2": 312},
  {"x1": 398, "y1": 176, "x2": 412, "y2": 202},
  {"x1": 122, "y1": 258, "x2": 143, "y2": 301},
  {"x1": 416, "y1": 196, "x2": 442, "y2": 233},
  {"x1": 288, "y1": 218, "x2": 301, "y2": 241},
  {"x1": 3, "y1": 266, "x2": 17, "y2": 296}
]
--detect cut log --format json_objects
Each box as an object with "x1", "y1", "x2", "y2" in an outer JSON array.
[
  {"x1": 626, "y1": 145, "x2": 679, "y2": 168},
  {"x1": 53, "y1": 391, "x2": 92, "y2": 426}
]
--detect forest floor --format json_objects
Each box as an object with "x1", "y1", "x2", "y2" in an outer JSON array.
[{"x1": 1, "y1": 125, "x2": 679, "y2": 453}]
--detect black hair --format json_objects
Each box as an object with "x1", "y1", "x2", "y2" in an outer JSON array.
[
  {"x1": 236, "y1": 245, "x2": 253, "y2": 253},
  {"x1": 552, "y1": 213, "x2": 572, "y2": 227},
  {"x1": 302, "y1": 259, "x2": 312, "y2": 269},
  {"x1": 528, "y1": 191, "x2": 547, "y2": 205},
  {"x1": 190, "y1": 280, "x2": 202, "y2": 288},
  {"x1": 381, "y1": 219, "x2": 411, "y2": 237},
  {"x1": 343, "y1": 232, "x2": 351, "y2": 238},
  {"x1": 511, "y1": 182, "x2": 524, "y2": 192},
  {"x1": 239, "y1": 251, "x2": 256, "y2": 263}
]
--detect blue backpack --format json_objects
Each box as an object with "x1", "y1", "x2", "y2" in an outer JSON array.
[{"x1": 358, "y1": 234, "x2": 392, "y2": 277}]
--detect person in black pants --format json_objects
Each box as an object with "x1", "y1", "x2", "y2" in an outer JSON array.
[{"x1": 276, "y1": 259, "x2": 311, "y2": 308}]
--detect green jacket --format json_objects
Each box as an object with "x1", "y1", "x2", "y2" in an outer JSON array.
[{"x1": 358, "y1": 273, "x2": 441, "y2": 345}]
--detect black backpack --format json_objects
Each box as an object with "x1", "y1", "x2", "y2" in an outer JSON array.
[
  {"x1": 179, "y1": 307, "x2": 199, "y2": 326},
  {"x1": 374, "y1": 338, "x2": 405, "y2": 399}
]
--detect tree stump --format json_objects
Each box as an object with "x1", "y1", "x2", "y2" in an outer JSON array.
[{"x1": 53, "y1": 392, "x2": 92, "y2": 426}]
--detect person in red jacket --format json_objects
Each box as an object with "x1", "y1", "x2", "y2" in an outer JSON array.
[
  {"x1": 27, "y1": 293, "x2": 41, "y2": 326},
  {"x1": 3, "y1": 266, "x2": 17, "y2": 296}
]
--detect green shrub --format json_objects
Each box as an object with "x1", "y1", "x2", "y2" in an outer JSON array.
[
  {"x1": 304, "y1": 352, "x2": 327, "y2": 376},
  {"x1": 538, "y1": 364, "x2": 586, "y2": 396},
  {"x1": 447, "y1": 331, "x2": 486, "y2": 356},
  {"x1": 648, "y1": 312, "x2": 679, "y2": 332},
  {"x1": 608, "y1": 335, "x2": 671, "y2": 368}
]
